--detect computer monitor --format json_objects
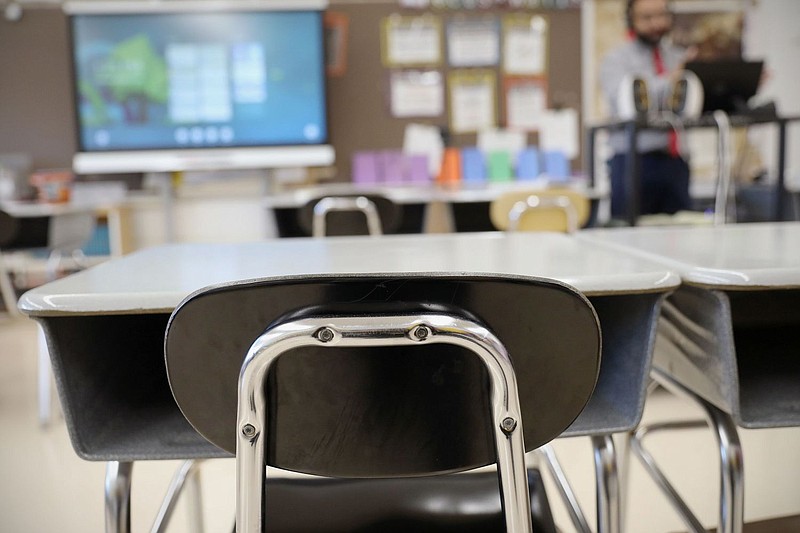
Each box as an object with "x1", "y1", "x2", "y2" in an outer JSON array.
[
  {"x1": 684, "y1": 59, "x2": 764, "y2": 114},
  {"x1": 66, "y1": 0, "x2": 334, "y2": 174}
]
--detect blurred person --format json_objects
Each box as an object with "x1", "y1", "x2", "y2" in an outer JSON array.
[{"x1": 600, "y1": 0, "x2": 696, "y2": 219}]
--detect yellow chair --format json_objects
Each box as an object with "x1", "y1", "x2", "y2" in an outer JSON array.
[{"x1": 489, "y1": 188, "x2": 590, "y2": 233}]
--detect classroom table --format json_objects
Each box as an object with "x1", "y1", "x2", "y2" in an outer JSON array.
[
  {"x1": 264, "y1": 179, "x2": 605, "y2": 235},
  {"x1": 18, "y1": 231, "x2": 678, "y2": 533},
  {"x1": 578, "y1": 221, "x2": 800, "y2": 533}
]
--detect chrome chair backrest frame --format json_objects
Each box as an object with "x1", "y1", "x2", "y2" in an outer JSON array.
[
  {"x1": 236, "y1": 312, "x2": 531, "y2": 532},
  {"x1": 312, "y1": 196, "x2": 383, "y2": 237}
]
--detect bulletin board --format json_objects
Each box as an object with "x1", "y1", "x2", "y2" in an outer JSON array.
[{"x1": 325, "y1": 2, "x2": 584, "y2": 180}]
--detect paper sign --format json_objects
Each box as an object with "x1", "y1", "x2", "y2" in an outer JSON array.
[
  {"x1": 403, "y1": 123, "x2": 444, "y2": 176},
  {"x1": 446, "y1": 16, "x2": 500, "y2": 67},
  {"x1": 382, "y1": 15, "x2": 442, "y2": 67},
  {"x1": 389, "y1": 70, "x2": 444, "y2": 118},
  {"x1": 477, "y1": 128, "x2": 527, "y2": 159},
  {"x1": 502, "y1": 15, "x2": 548, "y2": 76},
  {"x1": 448, "y1": 70, "x2": 497, "y2": 133},
  {"x1": 505, "y1": 77, "x2": 548, "y2": 131},
  {"x1": 539, "y1": 108, "x2": 579, "y2": 160}
]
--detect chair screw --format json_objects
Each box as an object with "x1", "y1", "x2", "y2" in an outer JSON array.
[
  {"x1": 316, "y1": 327, "x2": 334, "y2": 343},
  {"x1": 501, "y1": 417, "x2": 517, "y2": 434},
  {"x1": 412, "y1": 325, "x2": 430, "y2": 341},
  {"x1": 242, "y1": 424, "x2": 257, "y2": 438}
]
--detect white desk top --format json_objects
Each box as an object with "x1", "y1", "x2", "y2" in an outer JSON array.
[
  {"x1": 19, "y1": 232, "x2": 677, "y2": 316},
  {"x1": 580, "y1": 222, "x2": 800, "y2": 289},
  {"x1": 264, "y1": 180, "x2": 605, "y2": 208},
  {"x1": 0, "y1": 200, "x2": 99, "y2": 218}
]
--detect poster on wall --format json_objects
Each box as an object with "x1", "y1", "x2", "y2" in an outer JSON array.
[
  {"x1": 381, "y1": 14, "x2": 443, "y2": 67},
  {"x1": 503, "y1": 76, "x2": 548, "y2": 130},
  {"x1": 448, "y1": 69, "x2": 497, "y2": 133},
  {"x1": 389, "y1": 70, "x2": 445, "y2": 117},
  {"x1": 446, "y1": 15, "x2": 500, "y2": 67},
  {"x1": 502, "y1": 14, "x2": 548, "y2": 76}
]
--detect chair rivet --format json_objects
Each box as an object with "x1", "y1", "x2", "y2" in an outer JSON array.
[
  {"x1": 242, "y1": 424, "x2": 257, "y2": 438},
  {"x1": 501, "y1": 417, "x2": 517, "y2": 434},
  {"x1": 412, "y1": 325, "x2": 430, "y2": 341},
  {"x1": 316, "y1": 327, "x2": 335, "y2": 342}
]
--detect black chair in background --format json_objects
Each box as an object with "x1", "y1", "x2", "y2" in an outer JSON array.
[
  {"x1": 297, "y1": 194, "x2": 403, "y2": 237},
  {"x1": 0, "y1": 208, "x2": 96, "y2": 426}
]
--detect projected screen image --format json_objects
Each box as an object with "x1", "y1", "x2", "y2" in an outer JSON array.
[{"x1": 70, "y1": 10, "x2": 328, "y2": 152}]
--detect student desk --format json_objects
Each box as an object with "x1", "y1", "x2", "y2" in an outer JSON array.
[
  {"x1": 18, "y1": 232, "x2": 677, "y2": 533},
  {"x1": 578, "y1": 222, "x2": 800, "y2": 533}
]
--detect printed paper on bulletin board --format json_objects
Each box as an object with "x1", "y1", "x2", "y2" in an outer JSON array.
[
  {"x1": 446, "y1": 15, "x2": 500, "y2": 67},
  {"x1": 389, "y1": 70, "x2": 444, "y2": 118},
  {"x1": 502, "y1": 14, "x2": 548, "y2": 76},
  {"x1": 448, "y1": 69, "x2": 497, "y2": 134},
  {"x1": 381, "y1": 14, "x2": 442, "y2": 67},
  {"x1": 503, "y1": 76, "x2": 548, "y2": 131}
]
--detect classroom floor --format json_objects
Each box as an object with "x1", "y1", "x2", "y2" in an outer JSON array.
[{"x1": 1, "y1": 314, "x2": 800, "y2": 533}]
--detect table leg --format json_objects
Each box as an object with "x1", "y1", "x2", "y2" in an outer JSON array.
[
  {"x1": 592, "y1": 434, "x2": 621, "y2": 533},
  {"x1": 537, "y1": 444, "x2": 592, "y2": 533},
  {"x1": 36, "y1": 325, "x2": 51, "y2": 426},
  {"x1": 105, "y1": 461, "x2": 133, "y2": 533},
  {"x1": 151, "y1": 459, "x2": 206, "y2": 533},
  {"x1": 775, "y1": 119, "x2": 787, "y2": 221},
  {"x1": 651, "y1": 369, "x2": 744, "y2": 533}
]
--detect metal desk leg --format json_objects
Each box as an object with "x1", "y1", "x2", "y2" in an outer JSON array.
[
  {"x1": 0, "y1": 252, "x2": 19, "y2": 316},
  {"x1": 151, "y1": 460, "x2": 205, "y2": 533},
  {"x1": 650, "y1": 369, "x2": 744, "y2": 533},
  {"x1": 37, "y1": 324, "x2": 52, "y2": 426},
  {"x1": 592, "y1": 435, "x2": 621, "y2": 533},
  {"x1": 106, "y1": 461, "x2": 133, "y2": 533},
  {"x1": 775, "y1": 119, "x2": 788, "y2": 221},
  {"x1": 538, "y1": 444, "x2": 592, "y2": 533}
]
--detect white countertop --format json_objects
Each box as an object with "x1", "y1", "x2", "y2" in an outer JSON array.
[
  {"x1": 579, "y1": 222, "x2": 800, "y2": 289},
  {"x1": 264, "y1": 180, "x2": 606, "y2": 208},
  {"x1": 19, "y1": 232, "x2": 677, "y2": 316},
  {"x1": 0, "y1": 200, "x2": 100, "y2": 217}
]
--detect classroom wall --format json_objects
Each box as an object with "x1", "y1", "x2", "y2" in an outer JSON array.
[
  {"x1": 743, "y1": 0, "x2": 800, "y2": 187},
  {"x1": 0, "y1": 9, "x2": 75, "y2": 169},
  {"x1": 0, "y1": 3, "x2": 582, "y2": 180}
]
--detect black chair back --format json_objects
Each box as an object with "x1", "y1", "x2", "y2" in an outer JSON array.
[
  {"x1": 297, "y1": 195, "x2": 402, "y2": 237},
  {"x1": 165, "y1": 274, "x2": 601, "y2": 477}
]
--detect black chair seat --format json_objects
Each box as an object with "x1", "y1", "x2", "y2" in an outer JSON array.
[{"x1": 259, "y1": 470, "x2": 556, "y2": 533}]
